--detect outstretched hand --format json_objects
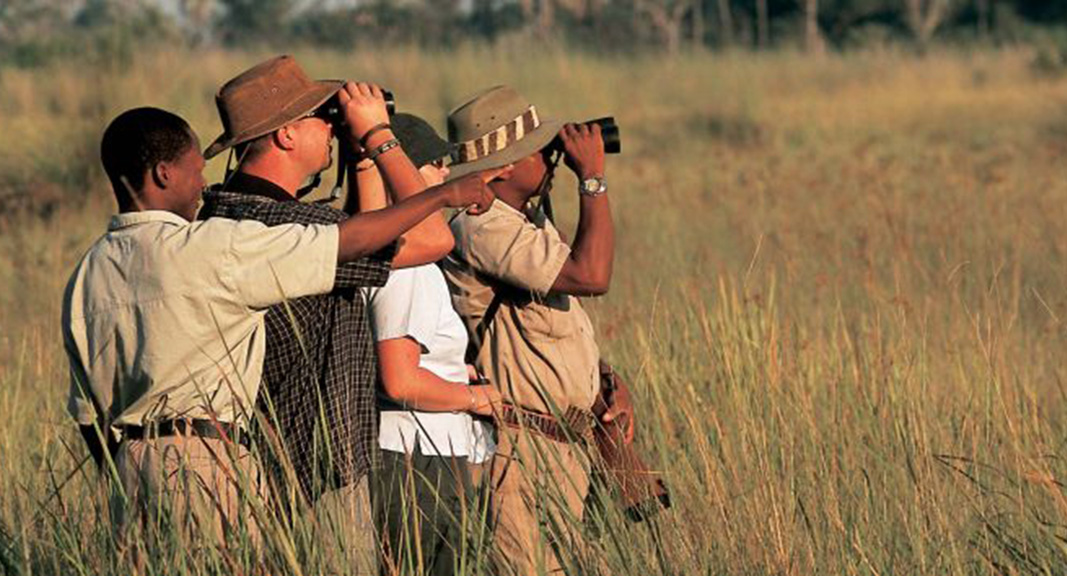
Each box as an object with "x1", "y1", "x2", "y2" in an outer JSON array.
[{"x1": 442, "y1": 165, "x2": 512, "y2": 215}]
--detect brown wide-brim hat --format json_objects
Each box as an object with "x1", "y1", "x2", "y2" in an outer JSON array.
[
  {"x1": 445, "y1": 85, "x2": 563, "y2": 181},
  {"x1": 204, "y1": 55, "x2": 342, "y2": 160}
]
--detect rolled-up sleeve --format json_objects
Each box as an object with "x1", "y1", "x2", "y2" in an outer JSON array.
[
  {"x1": 457, "y1": 210, "x2": 570, "y2": 296},
  {"x1": 227, "y1": 220, "x2": 340, "y2": 309}
]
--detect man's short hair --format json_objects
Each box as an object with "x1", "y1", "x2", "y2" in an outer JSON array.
[
  {"x1": 100, "y1": 107, "x2": 195, "y2": 198},
  {"x1": 233, "y1": 133, "x2": 271, "y2": 164}
]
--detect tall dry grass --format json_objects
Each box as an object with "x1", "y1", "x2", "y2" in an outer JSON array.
[{"x1": 3, "y1": 45, "x2": 1067, "y2": 574}]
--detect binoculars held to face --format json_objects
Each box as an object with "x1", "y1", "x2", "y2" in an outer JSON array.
[
  {"x1": 316, "y1": 88, "x2": 396, "y2": 127},
  {"x1": 549, "y1": 117, "x2": 621, "y2": 155}
]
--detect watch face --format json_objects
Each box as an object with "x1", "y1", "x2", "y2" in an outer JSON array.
[{"x1": 582, "y1": 178, "x2": 602, "y2": 193}]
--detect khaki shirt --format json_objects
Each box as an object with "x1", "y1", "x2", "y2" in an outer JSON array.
[
  {"x1": 63, "y1": 210, "x2": 339, "y2": 430},
  {"x1": 442, "y1": 201, "x2": 600, "y2": 414}
]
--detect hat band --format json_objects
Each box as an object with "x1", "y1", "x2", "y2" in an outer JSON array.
[{"x1": 454, "y1": 106, "x2": 540, "y2": 164}]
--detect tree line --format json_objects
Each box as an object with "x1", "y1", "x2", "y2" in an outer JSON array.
[{"x1": 2, "y1": 0, "x2": 1067, "y2": 64}]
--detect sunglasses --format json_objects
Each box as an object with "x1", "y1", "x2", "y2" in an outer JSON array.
[
  {"x1": 429, "y1": 158, "x2": 447, "y2": 170},
  {"x1": 302, "y1": 105, "x2": 338, "y2": 123}
]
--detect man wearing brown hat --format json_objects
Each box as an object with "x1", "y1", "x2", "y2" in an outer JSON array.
[
  {"x1": 196, "y1": 55, "x2": 488, "y2": 570},
  {"x1": 441, "y1": 85, "x2": 631, "y2": 574}
]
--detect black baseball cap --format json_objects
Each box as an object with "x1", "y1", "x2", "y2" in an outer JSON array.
[{"x1": 391, "y1": 113, "x2": 451, "y2": 169}]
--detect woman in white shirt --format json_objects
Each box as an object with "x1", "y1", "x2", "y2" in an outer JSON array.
[{"x1": 352, "y1": 113, "x2": 500, "y2": 575}]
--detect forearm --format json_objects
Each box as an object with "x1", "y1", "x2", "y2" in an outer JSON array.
[
  {"x1": 567, "y1": 194, "x2": 615, "y2": 289},
  {"x1": 345, "y1": 160, "x2": 388, "y2": 214},
  {"x1": 370, "y1": 131, "x2": 455, "y2": 265},
  {"x1": 336, "y1": 186, "x2": 449, "y2": 263},
  {"x1": 384, "y1": 368, "x2": 488, "y2": 413},
  {"x1": 368, "y1": 129, "x2": 426, "y2": 201}
]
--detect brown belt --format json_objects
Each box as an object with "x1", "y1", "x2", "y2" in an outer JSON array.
[
  {"x1": 119, "y1": 419, "x2": 250, "y2": 448},
  {"x1": 496, "y1": 404, "x2": 597, "y2": 443}
]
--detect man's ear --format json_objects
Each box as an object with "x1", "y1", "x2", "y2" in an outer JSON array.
[
  {"x1": 273, "y1": 126, "x2": 297, "y2": 152},
  {"x1": 150, "y1": 161, "x2": 170, "y2": 189}
]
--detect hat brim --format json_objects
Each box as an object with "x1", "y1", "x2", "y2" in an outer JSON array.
[
  {"x1": 445, "y1": 118, "x2": 564, "y2": 182},
  {"x1": 204, "y1": 79, "x2": 344, "y2": 160}
]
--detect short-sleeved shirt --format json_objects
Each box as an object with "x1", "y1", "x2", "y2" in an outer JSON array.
[
  {"x1": 367, "y1": 265, "x2": 495, "y2": 464},
  {"x1": 198, "y1": 173, "x2": 394, "y2": 493},
  {"x1": 440, "y1": 201, "x2": 601, "y2": 414},
  {"x1": 63, "y1": 210, "x2": 338, "y2": 432}
]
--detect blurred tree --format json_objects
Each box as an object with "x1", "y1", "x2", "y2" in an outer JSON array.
[
  {"x1": 715, "y1": 0, "x2": 735, "y2": 45},
  {"x1": 634, "y1": 0, "x2": 698, "y2": 53},
  {"x1": 756, "y1": 0, "x2": 769, "y2": 47},
  {"x1": 902, "y1": 0, "x2": 952, "y2": 46},
  {"x1": 975, "y1": 0, "x2": 988, "y2": 36},
  {"x1": 180, "y1": 0, "x2": 217, "y2": 45},
  {"x1": 803, "y1": 0, "x2": 825, "y2": 52},
  {"x1": 217, "y1": 0, "x2": 290, "y2": 46},
  {"x1": 0, "y1": 0, "x2": 72, "y2": 48}
]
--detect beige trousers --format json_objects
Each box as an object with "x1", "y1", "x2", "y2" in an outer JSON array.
[
  {"x1": 314, "y1": 476, "x2": 378, "y2": 575},
  {"x1": 113, "y1": 435, "x2": 266, "y2": 547},
  {"x1": 487, "y1": 430, "x2": 593, "y2": 575}
]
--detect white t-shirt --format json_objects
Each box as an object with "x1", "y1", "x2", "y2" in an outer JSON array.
[{"x1": 366, "y1": 264, "x2": 495, "y2": 463}]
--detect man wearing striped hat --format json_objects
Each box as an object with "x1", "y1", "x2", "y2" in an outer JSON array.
[{"x1": 440, "y1": 86, "x2": 633, "y2": 574}]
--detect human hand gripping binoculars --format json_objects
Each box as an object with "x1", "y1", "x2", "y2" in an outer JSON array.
[
  {"x1": 318, "y1": 87, "x2": 395, "y2": 202},
  {"x1": 552, "y1": 116, "x2": 622, "y2": 154},
  {"x1": 315, "y1": 88, "x2": 396, "y2": 127},
  {"x1": 317, "y1": 87, "x2": 622, "y2": 202}
]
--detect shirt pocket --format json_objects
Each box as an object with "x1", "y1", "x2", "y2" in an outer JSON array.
[{"x1": 512, "y1": 294, "x2": 578, "y2": 341}]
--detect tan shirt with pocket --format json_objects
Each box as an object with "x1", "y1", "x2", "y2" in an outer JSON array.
[
  {"x1": 63, "y1": 210, "x2": 339, "y2": 432},
  {"x1": 442, "y1": 201, "x2": 600, "y2": 414}
]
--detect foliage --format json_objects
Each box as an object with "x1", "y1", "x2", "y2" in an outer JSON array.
[
  {"x1": 4, "y1": 46, "x2": 1067, "y2": 574},
  {"x1": 8, "y1": 0, "x2": 1067, "y2": 60}
]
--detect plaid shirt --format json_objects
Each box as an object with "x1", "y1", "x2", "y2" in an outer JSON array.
[{"x1": 198, "y1": 173, "x2": 394, "y2": 498}]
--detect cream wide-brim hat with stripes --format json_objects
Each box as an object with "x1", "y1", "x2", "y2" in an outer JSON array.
[{"x1": 445, "y1": 85, "x2": 564, "y2": 182}]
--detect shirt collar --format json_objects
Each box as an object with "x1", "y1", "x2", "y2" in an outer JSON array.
[
  {"x1": 493, "y1": 198, "x2": 543, "y2": 224},
  {"x1": 108, "y1": 210, "x2": 190, "y2": 231},
  {"x1": 218, "y1": 171, "x2": 296, "y2": 203}
]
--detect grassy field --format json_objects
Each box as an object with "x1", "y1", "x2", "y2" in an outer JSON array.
[{"x1": 3, "y1": 46, "x2": 1067, "y2": 574}]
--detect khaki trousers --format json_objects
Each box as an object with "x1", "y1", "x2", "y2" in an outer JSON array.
[
  {"x1": 487, "y1": 430, "x2": 592, "y2": 575},
  {"x1": 113, "y1": 435, "x2": 266, "y2": 547},
  {"x1": 314, "y1": 476, "x2": 378, "y2": 575}
]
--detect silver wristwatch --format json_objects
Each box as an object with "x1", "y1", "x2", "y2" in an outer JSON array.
[{"x1": 579, "y1": 176, "x2": 607, "y2": 197}]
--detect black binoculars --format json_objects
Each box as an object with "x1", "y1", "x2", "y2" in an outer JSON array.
[
  {"x1": 315, "y1": 88, "x2": 396, "y2": 126},
  {"x1": 549, "y1": 117, "x2": 621, "y2": 154}
]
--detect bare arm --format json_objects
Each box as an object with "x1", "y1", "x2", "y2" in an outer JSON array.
[
  {"x1": 336, "y1": 170, "x2": 501, "y2": 264},
  {"x1": 343, "y1": 158, "x2": 388, "y2": 213},
  {"x1": 377, "y1": 337, "x2": 500, "y2": 415},
  {"x1": 550, "y1": 123, "x2": 615, "y2": 296},
  {"x1": 339, "y1": 82, "x2": 453, "y2": 267}
]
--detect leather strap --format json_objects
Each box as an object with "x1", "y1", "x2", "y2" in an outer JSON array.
[
  {"x1": 119, "y1": 419, "x2": 249, "y2": 448},
  {"x1": 497, "y1": 404, "x2": 595, "y2": 443}
]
